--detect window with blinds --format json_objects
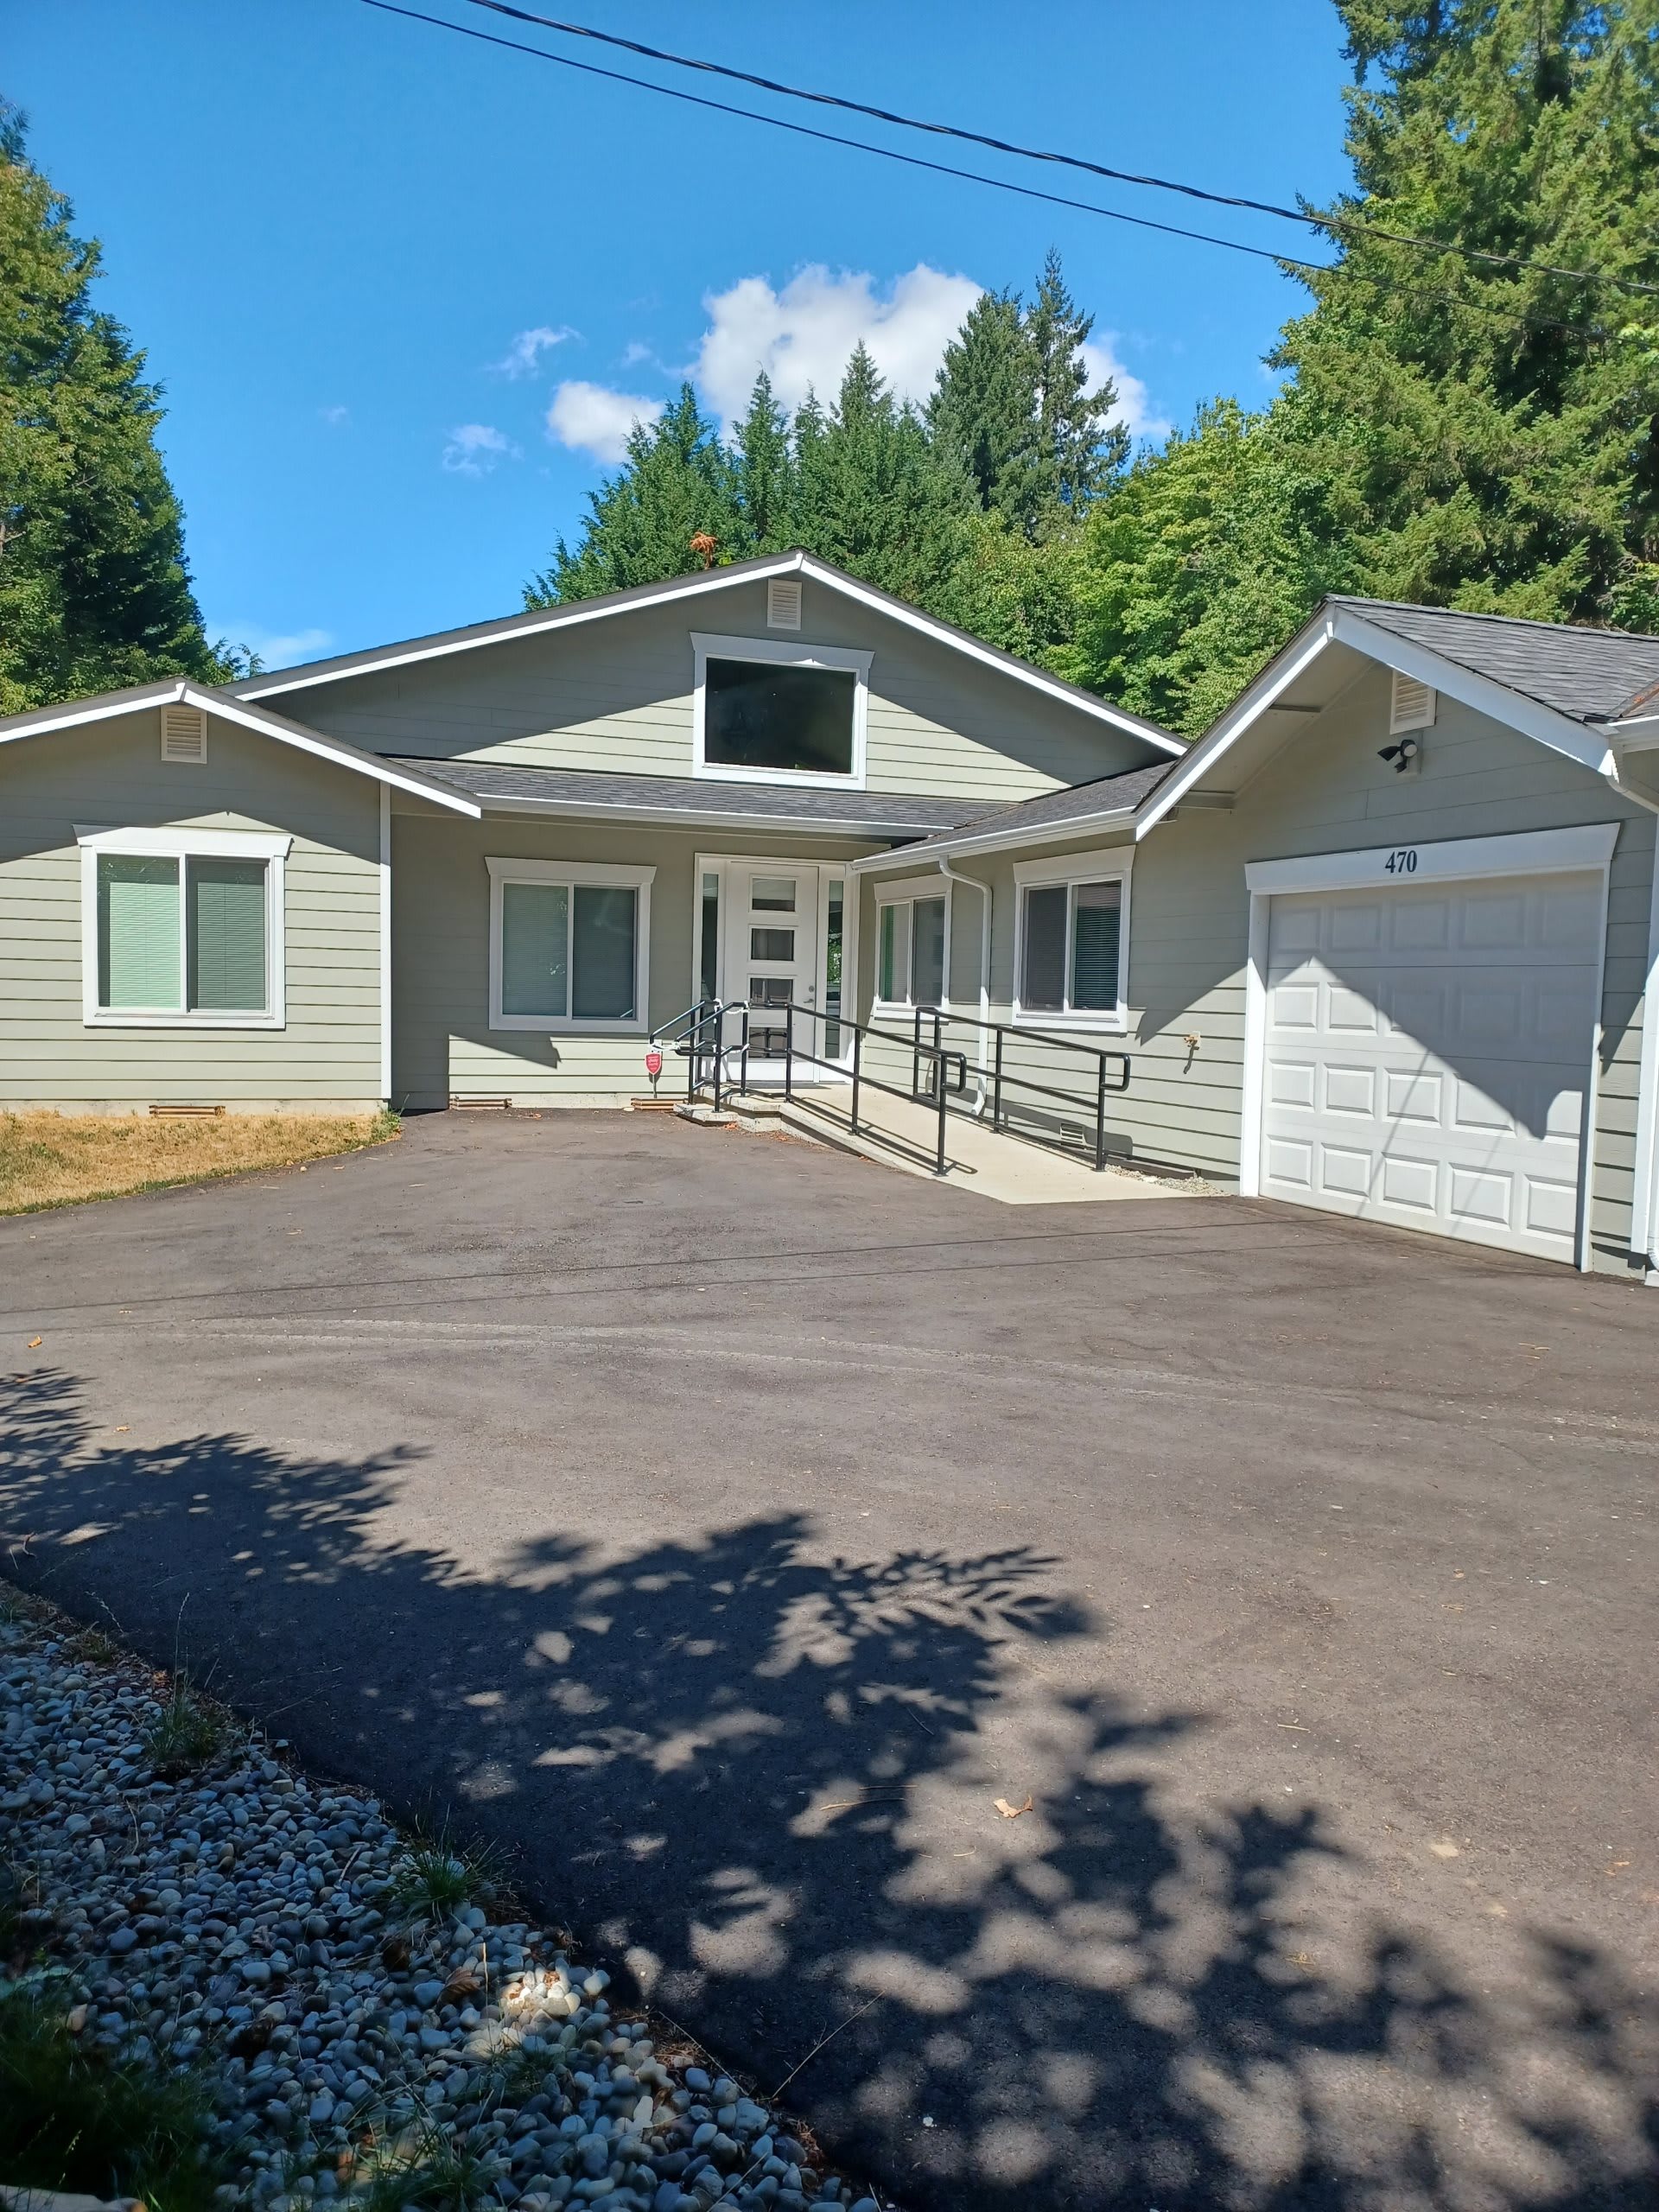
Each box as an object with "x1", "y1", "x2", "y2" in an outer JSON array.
[
  {"x1": 1018, "y1": 875, "x2": 1124, "y2": 1020},
  {"x1": 97, "y1": 854, "x2": 269, "y2": 1014}
]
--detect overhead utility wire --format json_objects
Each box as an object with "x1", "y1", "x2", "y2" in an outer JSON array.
[
  {"x1": 454, "y1": 0, "x2": 1659, "y2": 301},
  {"x1": 360, "y1": 1, "x2": 1616, "y2": 345}
]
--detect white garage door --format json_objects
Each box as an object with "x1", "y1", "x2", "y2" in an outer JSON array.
[{"x1": 1260, "y1": 871, "x2": 1601, "y2": 1263}]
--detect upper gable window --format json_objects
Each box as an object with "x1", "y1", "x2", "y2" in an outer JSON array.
[{"x1": 691, "y1": 632, "x2": 871, "y2": 788}]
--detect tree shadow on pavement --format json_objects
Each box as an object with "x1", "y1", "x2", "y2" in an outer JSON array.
[{"x1": 2, "y1": 1368, "x2": 1653, "y2": 2210}]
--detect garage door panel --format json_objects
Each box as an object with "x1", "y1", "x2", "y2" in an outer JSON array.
[{"x1": 1260, "y1": 872, "x2": 1597, "y2": 1264}]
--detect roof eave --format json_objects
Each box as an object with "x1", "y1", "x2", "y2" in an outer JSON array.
[
  {"x1": 849, "y1": 800, "x2": 1141, "y2": 871},
  {"x1": 469, "y1": 792, "x2": 944, "y2": 838}
]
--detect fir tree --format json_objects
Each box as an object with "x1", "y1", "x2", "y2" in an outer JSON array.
[
  {"x1": 526, "y1": 385, "x2": 742, "y2": 604},
  {"x1": 729, "y1": 372, "x2": 794, "y2": 553},
  {"x1": 927, "y1": 290, "x2": 1039, "y2": 530},
  {"x1": 1028, "y1": 248, "x2": 1130, "y2": 524},
  {"x1": 0, "y1": 104, "x2": 232, "y2": 712}
]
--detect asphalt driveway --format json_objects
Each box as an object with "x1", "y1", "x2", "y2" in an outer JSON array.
[{"x1": 1, "y1": 1111, "x2": 1654, "y2": 2211}]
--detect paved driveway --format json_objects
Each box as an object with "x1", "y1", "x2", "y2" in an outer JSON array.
[{"x1": 1, "y1": 1113, "x2": 1654, "y2": 2211}]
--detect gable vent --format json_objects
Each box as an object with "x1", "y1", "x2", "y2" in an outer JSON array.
[
  {"x1": 1389, "y1": 671, "x2": 1436, "y2": 735},
  {"x1": 161, "y1": 703, "x2": 208, "y2": 763},
  {"x1": 767, "y1": 577, "x2": 803, "y2": 631}
]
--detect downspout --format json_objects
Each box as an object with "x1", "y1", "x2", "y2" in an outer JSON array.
[
  {"x1": 1608, "y1": 761, "x2": 1659, "y2": 1281},
  {"x1": 938, "y1": 855, "x2": 991, "y2": 1115}
]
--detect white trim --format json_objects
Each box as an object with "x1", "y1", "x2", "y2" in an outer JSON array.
[
  {"x1": 227, "y1": 549, "x2": 1185, "y2": 756},
  {"x1": 1238, "y1": 823, "x2": 1620, "y2": 1270},
  {"x1": 0, "y1": 680, "x2": 482, "y2": 817},
  {"x1": 1008, "y1": 846, "x2": 1134, "y2": 1034},
  {"x1": 1629, "y1": 823, "x2": 1659, "y2": 1273},
  {"x1": 871, "y1": 880, "x2": 950, "y2": 1015},
  {"x1": 473, "y1": 791, "x2": 928, "y2": 837},
  {"x1": 872, "y1": 870, "x2": 950, "y2": 906},
  {"x1": 1136, "y1": 619, "x2": 1338, "y2": 839},
  {"x1": 690, "y1": 632, "x2": 871, "y2": 789},
  {"x1": 485, "y1": 855, "x2": 653, "y2": 1033},
  {"x1": 78, "y1": 833, "x2": 287, "y2": 1030},
  {"x1": 75, "y1": 824, "x2": 294, "y2": 861},
  {"x1": 1243, "y1": 823, "x2": 1619, "y2": 895},
  {"x1": 378, "y1": 783, "x2": 392, "y2": 1102}
]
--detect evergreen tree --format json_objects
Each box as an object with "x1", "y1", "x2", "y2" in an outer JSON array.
[
  {"x1": 525, "y1": 384, "x2": 743, "y2": 604},
  {"x1": 1268, "y1": 0, "x2": 1659, "y2": 626},
  {"x1": 729, "y1": 372, "x2": 794, "y2": 553},
  {"x1": 1027, "y1": 248, "x2": 1129, "y2": 525},
  {"x1": 0, "y1": 105, "x2": 232, "y2": 713},
  {"x1": 927, "y1": 290, "x2": 1039, "y2": 529}
]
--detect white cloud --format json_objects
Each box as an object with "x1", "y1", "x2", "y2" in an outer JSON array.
[
  {"x1": 442, "y1": 423, "x2": 519, "y2": 476},
  {"x1": 493, "y1": 325, "x2": 578, "y2": 378},
  {"x1": 1081, "y1": 338, "x2": 1170, "y2": 442},
  {"x1": 546, "y1": 380, "x2": 664, "y2": 465},
  {"x1": 694, "y1": 263, "x2": 982, "y2": 431},
  {"x1": 318, "y1": 404, "x2": 349, "y2": 427},
  {"x1": 215, "y1": 624, "x2": 334, "y2": 670}
]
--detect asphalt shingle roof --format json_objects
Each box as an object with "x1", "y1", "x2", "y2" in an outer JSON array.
[
  {"x1": 387, "y1": 756, "x2": 1003, "y2": 836},
  {"x1": 1334, "y1": 598, "x2": 1659, "y2": 725},
  {"x1": 905, "y1": 759, "x2": 1177, "y2": 848}
]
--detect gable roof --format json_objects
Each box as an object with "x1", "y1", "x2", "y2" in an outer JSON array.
[
  {"x1": 227, "y1": 548, "x2": 1185, "y2": 759},
  {"x1": 388, "y1": 755, "x2": 1001, "y2": 838},
  {"x1": 0, "y1": 678, "x2": 482, "y2": 815},
  {"x1": 1331, "y1": 598, "x2": 1659, "y2": 727}
]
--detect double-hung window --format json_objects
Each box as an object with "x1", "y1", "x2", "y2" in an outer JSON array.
[
  {"x1": 1013, "y1": 851, "x2": 1131, "y2": 1029},
  {"x1": 77, "y1": 828, "x2": 288, "y2": 1027},
  {"x1": 874, "y1": 880, "x2": 947, "y2": 1010},
  {"x1": 487, "y1": 858, "x2": 653, "y2": 1032}
]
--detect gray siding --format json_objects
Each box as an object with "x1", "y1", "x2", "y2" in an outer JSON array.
[
  {"x1": 391, "y1": 810, "x2": 878, "y2": 1109},
  {"x1": 286, "y1": 577, "x2": 1153, "y2": 802},
  {"x1": 856, "y1": 666, "x2": 1654, "y2": 1275},
  {"x1": 0, "y1": 709, "x2": 384, "y2": 1110}
]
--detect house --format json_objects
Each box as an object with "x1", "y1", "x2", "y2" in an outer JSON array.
[
  {"x1": 853, "y1": 597, "x2": 1659, "y2": 1278},
  {"x1": 0, "y1": 549, "x2": 1178, "y2": 1116},
  {"x1": 3, "y1": 554, "x2": 1656, "y2": 1277}
]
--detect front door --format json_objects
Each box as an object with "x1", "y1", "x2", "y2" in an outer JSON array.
[{"x1": 721, "y1": 864, "x2": 822, "y2": 1072}]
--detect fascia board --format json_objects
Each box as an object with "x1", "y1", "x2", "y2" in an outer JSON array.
[
  {"x1": 474, "y1": 793, "x2": 906, "y2": 837},
  {"x1": 1135, "y1": 616, "x2": 1338, "y2": 840},
  {"x1": 847, "y1": 804, "x2": 1140, "y2": 871},
  {"x1": 182, "y1": 687, "x2": 481, "y2": 815},
  {"x1": 229, "y1": 554, "x2": 811, "y2": 698},
  {"x1": 1332, "y1": 609, "x2": 1616, "y2": 775},
  {"x1": 0, "y1": 680, "x2": 185, "y2": 744}
]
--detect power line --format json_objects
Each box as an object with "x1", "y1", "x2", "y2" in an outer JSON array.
[
  {"x1": 359, "y1": 0, "x2": 1618, "y2": 346},
  {"x1": 455, "y1": 0, "x2": 1659, "y2": 302}
]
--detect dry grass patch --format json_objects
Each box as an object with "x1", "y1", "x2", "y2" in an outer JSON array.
[{"x1": 0, "y1": 1109, "x2": 396, "y2": 1215}]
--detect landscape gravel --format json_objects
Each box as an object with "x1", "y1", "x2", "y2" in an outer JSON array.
[{"x1": 0, "y1": 1594, "x2": 893, "y2": 2212}]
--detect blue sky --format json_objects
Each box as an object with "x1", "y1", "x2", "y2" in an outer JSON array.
[{"x1": 10, "y1": 2, "x2": 1354, "y2": 666}]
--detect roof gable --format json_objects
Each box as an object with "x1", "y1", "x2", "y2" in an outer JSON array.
[
  {"x1": 1330, "y1": 598, "x2": 1659, "y2": 727},
  {"x1": 228, "y1": 550, "x2": 1185, "y2": 760}
]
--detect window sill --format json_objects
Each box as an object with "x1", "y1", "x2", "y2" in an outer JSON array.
[
  {"x1": 85, "y1": 1010, "x2": 284, "y2": 1031},
  {"x1": 1012, "y1": 1009, "x2": 1128, "y2": 1035},
  {"x1": 489, "y1": 1015, "x2": 647, "y2": 1035}
]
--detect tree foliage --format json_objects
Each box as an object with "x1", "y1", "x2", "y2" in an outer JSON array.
[{"x1": 0, "y1": 105, "x2": 232, "y2": 713}]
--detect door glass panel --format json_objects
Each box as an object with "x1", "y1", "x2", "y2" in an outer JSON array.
[
  {"x1": 749, "y1": 977, "x2": 791, "y2": 1007},
  {"x1": 699, "y1": 870, "x2": 719, "y2": 1002},
  {"x1": 1021, "y1": 885, "x2": 1067, "y2": 1012},
  {"x1": 1071, "y1": 880, "x2": 1122, "y2": 1011},
  {"x1": 752, "y1": 877, "x2": 796, "y2": 911},
  {"x1": 824, "y1": 881, "x2": 843, "y2": 1056},
  {"x1": 912, "y1": 897, "x2": 945, "y2": 1008},
  {"x1": 751, "y1": 926, "x2": 795, "y2": 960}
]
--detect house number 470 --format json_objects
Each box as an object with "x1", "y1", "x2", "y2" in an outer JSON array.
[{"x1": 1383, "y1": 848, "x2": 1419, "y2": 875}]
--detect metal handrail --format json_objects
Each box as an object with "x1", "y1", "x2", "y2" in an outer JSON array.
[
  {"x1": 911, "y1": 1005, "x2": 1130, "y2": 1173},
  {"x1": 649, "y1": 998, "x2": 749, "y2": 1108},
  {"x1": 782, "y1": 1001, "x2": 966, "y2": 1176}
]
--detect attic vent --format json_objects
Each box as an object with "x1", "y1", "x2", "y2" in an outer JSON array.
[
  {"x1": 161, "y1": 704, "x2": 208, "y2": 763},
  {"x1": 1389, "y1": 671, "x2": 1436, "y2": 735},
  {"x1": 767, "y1": 578, "x2": 803, "y2": 631}
]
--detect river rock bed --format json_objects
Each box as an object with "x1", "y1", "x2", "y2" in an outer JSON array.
[{"x1": 0, "y1": 1593, "x2": 889, "y2": 2212}]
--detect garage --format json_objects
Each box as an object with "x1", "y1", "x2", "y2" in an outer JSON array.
[{"x1": 1252, "y1": 845, "x2": 1611, "y2": 1265}]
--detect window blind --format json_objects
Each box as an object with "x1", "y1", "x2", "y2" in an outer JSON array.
[
  {"x1": 188, "y1": 859, "x2": 268, "y2": 1012},
  {"x1": 1070, "y1": 882, "x2": 1122, "y2": 1011},
  {"x1": 99, "y1": 855, "x2": 182, "y2": 1010},
  {"x1": 501, "y1": 881, "x2": 569, "y2": 1018}
]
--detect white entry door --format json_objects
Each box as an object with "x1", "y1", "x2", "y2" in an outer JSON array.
[
  {"x1": 1259, "y1": 871, "x2": 1600, "y2": 1263},
  {"x1": 721, "y1": 863, "x2": 822, "y2": 1070}
]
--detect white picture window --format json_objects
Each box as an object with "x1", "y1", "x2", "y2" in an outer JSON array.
[
  {"x1": 76, "y1": 827, "x2": 289, "y2": 1028},
  {"x1": 487, "y1": 858, "x2": 654, "y2": 1033},
  {"x1": 1013, "y1": 851, "x2": 1132, "y2": 1030},
  {"x1": 874, "y1": 881, "x2": 948, "y2": 1009},
  {"x1": 690, "y1": 632, "x2": 871, "y2": 788}
]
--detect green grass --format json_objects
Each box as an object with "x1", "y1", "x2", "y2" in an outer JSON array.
[
  {"x1": 0, "y1": 1990, "x2": 229, "y2": 2212},
  {"x1": 386, "y1": 1820, "x2": 503, "y2": 1927},
  {"x1": 143, "y1": 1675, "x2": 233, "y2": 1778}
]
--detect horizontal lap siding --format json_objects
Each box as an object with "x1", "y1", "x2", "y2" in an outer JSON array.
[
  {"x1": 857, "y1": 667, "x2": 1655, "y2": 1271},
  {"x1": 0, "y1": 711, "x2": 383, "y2": 1109},
  {"x1": 289, "y1": 578, "x2": 1151, "y2": 801},
  {"x1": 391, "y1": 810, "x2": 877, "y2": 1109}
]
